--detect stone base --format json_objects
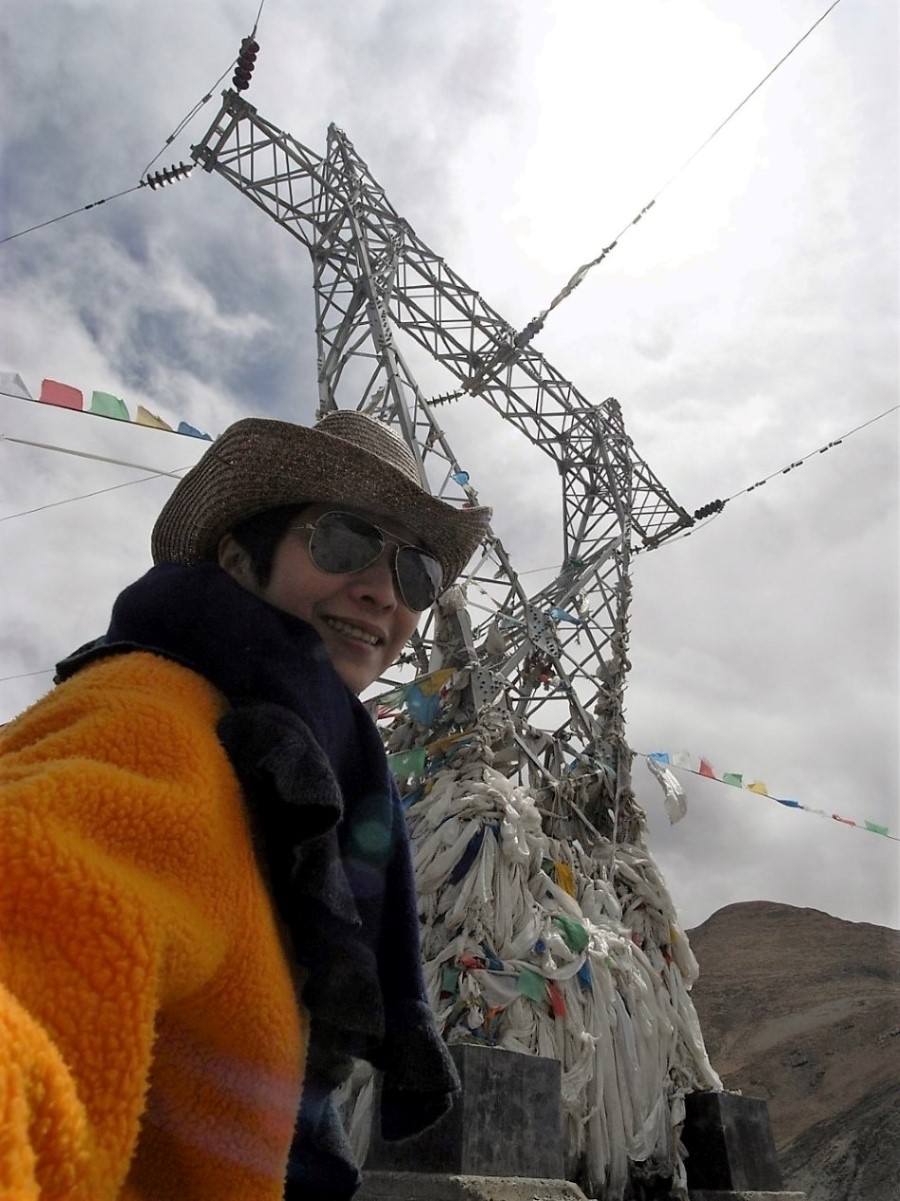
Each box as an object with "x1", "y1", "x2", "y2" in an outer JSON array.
[
  {"x1": 367, "y1": 1044, "x2": 564, "y2": 1180},
  {"x1": 682, "y1": 1092, "x2": 785, "y2": 1192},
  {"x1": 690, "y1": 1193, "x2": 807, "y2": 1201},
  {"x1": 357, "y1": 1173, "x2": 588, "y2": 1200}
]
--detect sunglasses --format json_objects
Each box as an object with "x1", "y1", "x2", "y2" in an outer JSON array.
[{"x1": 294, "y1": 510, "x2": 443, "y2": 612}]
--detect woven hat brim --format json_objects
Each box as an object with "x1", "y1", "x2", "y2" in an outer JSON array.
[{"x1": 151, "y1": 419, "x2": 491, "y2": 587}]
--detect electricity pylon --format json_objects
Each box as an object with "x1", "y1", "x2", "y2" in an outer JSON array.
[{"x1": 191, "y1": 89, "x2": 692, "y2": 830}]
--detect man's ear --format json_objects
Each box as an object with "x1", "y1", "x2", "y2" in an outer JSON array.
[{"x1": 218, "y1": 533, "x2": 252, "y2": 583}]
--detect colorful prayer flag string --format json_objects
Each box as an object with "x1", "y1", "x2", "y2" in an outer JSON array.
[
  {"x1": 1, "y1": 374, "x2": 213, "y2": 440},
  {"x1": 642, "y1": 751, "x2": 898, "y2": 842}
]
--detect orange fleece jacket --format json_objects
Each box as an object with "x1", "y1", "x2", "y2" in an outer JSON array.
[{"x1": 0, "y1": 652, "x2": 308, "y2": 1200}]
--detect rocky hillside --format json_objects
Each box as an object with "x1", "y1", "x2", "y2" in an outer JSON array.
[{"x1": 687, "y1": 901, "x2": 900, "y2": 1201}]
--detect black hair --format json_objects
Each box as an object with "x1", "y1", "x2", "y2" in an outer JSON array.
[{"x1": 228, "y1": 504, "x2": 308, "y2": 587}]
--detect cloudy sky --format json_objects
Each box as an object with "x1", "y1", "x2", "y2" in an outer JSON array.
[{"x1": 1, "y1": 0, "x2": 897, "y2": 932}]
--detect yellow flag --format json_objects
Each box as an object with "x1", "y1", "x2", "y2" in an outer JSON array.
[
  {"x1": 554, "y1": 862, "x2": 577, "y2": 897},
  {"x1": 747, "y1": 781, "x2": 769, "y2": 795},
  {"x1": 136, "y1": 404, "x2": 173, "y2": 431},
  {"x1": 418, "y1": 668, "x2": 454, "y2": 698}
]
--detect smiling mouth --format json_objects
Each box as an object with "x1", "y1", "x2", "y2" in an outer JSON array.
[{"x1": 322, "y1": 616, "x2": 383, "y2": 646}]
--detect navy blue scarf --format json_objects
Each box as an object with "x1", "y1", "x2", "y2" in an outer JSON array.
[{"x1": 56, "y1": 562, "x2": 458, "y2": 1196}]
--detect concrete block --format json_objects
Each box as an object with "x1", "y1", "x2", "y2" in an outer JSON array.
[
  {"x1": 690, "y1": 1193, "x2": 807, "y2": 1201},
  {"x1": 682, "y1": 1092, "x2": 785, "y2": 1192},
  {"x1": 366, "y1": 1044, "x2": 564, "y2": 1180},
  {"x1": 357, "y1": 1172, "x2": 589, "y2": 1200}
]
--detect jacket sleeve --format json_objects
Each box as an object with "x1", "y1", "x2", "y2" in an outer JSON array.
[{"x1": 0, "y1": 653, "x2": 243, "y2": 1199}]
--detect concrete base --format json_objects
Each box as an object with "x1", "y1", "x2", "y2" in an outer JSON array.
[
  {"x1": 357, "y1": 1173, "x2": 588, "y2": 1200},
  {"x1": 690, "y1": 1194, "x2": 806, "y2": 1201},
  {"x1": 367, "y1": 1044, "x2": 564, "y2": 1180},
  {"x1": 682, "y1": 1092, "x2": 784, "y2": 1192}
]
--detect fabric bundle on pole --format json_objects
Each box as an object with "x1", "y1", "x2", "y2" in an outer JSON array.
[{"x1": 342, "y1": 671, "x2": 720, "y2": 1199}]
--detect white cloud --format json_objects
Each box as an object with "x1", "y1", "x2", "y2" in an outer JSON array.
[{"x1": 1, "y1": 0, "x2": 897, "y2": 930}]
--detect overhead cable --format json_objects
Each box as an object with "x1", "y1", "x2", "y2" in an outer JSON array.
[
  {"x1": 5, "y1": 0, "x2": 270, "y2": 245},
  {"x1": 139, "y1": 59, "x2": 238, "y2": 178},
  {"x1": 141, "y1": 0, "x2": 268, "y2": 176},
  {"x1": 0, "y1": 432, "x2": 190, "y2": 479},
  {"x1": 511, "y1": 0, "x2": 846, "y2": 352},
  {"x1": 0, "y1": 668, "x2": 54, "y2": 685},
  {"x1": 0, "y1": 185, "x2": 145, "y2": 247},
  {"x1": 0, "y1": 161, "x2": 195, "y2": 248},
  {"x1": 0, "y1": 471, "x2": 184, "y2": 525},
  {"x1": 637, "y1": 401, "x2": 899, "y2": 553}
]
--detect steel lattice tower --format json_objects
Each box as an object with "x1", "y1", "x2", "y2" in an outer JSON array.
[{"x1": 190, "y1": 90, "x2": 692, "y2": 832}]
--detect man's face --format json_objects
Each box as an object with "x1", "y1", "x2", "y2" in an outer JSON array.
[{"x1": 221, "y1": 503, "x2": 421, "y2": 694}]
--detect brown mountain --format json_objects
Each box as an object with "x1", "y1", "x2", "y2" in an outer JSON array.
[{"x1": 686, "y1": 901, "x2": 900, "y2": 1201}]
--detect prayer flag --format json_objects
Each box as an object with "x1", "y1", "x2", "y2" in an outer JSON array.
[
  {"x1": 426, "y1": 731, "x2": 472, "y2": 756},
  {"x1": 648, "y1": 752, "x2": 670, "y2": 765},
  {"x1": 553, "y1": 862, "x2": 577, "y2": 898},
  {"x1": 177, "y1": 420, "x2": 212, "y2": 440},
  {"x1": 552, "y1": 915, "x2": 589, "y2": 953},
  {"x1": 449, "y1": 829, "x2": 485, "y2": 885},
  {"x1": 89, "y1": 391, "x2": 129, "y2": 421},
  {"x1": 832, "y1": 814, "x2": 856, "y2": 827},
  {"x1": 865, "y1": 821, "x2": 890, "y2": 836},
  {"x1": 441, "y1": 967, "x2": 461, "y2": 994},
  {"x1": 39, "y1": 378, "x2": 83, "y2": 410},
  {"x1": 136, "y1": 405, "x2": 173, "y2": 431},
  {"x1": 671, "y1": 750, "x2": 692, "y2": 769},
  {"x1": 379, "y1": 685, "x2": 410, "y2": 709},
  {"x1": 723, "y1": 772, "x2": 742, "y2": 787},
  {"x1": 405, "y1": 684, "x2": 441, "y2": 725},
  {"x1": 451, "y1": 470, "x2": 469, "y2": 485},
  {"x1": 516, "y1": 967, "x2": 547, "y2": 1003},
  {"x1": 699, "y1": 758, "x2": 716, "y2": 778},
  {"x1": 646, "y1": 757, "x2": 687, "y2": 823},
  {"x1": 747, "y1": 781, "x2": 768, "y2": 795},
  {"x1": 0, "y1": 372, "x2": 33, "y2": 399},
  {"x1": 775, "y1": 797, "x2": 801, "y2": 808},
  {"x1": 547, "y1": 981, "x2": 567, "y2": 1018},
  {"x1": 387, "y1": 746, "x2": 427, "y2": 779},
  {"x1": 480, "y1": 942, "x2": 504, "y2": 972},
  {"x1": 550, "y1": 606, "x2": 582, "y2": 625},
  {"x1": 418, "y1": 668, "x2": 453, "y2": 697}
]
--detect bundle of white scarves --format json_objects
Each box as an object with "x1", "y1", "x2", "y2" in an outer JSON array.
[{"x1": 343, "y1": 728, "x2": 721, "y2": 1199}]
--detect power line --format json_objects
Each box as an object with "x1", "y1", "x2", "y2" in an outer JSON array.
[
  {"x1": 0, "y1": 471, "x2": 184, "y2": 525},
  {"x1": 139, "y1": 61, "x2": 238, "y2": 179},
  {"x1": 0, "y1": 432, "x2": 190, "y2": 478},
  {"x1": 513, "y1": 401, "x2": 896, "y2": 569},
  {"x1": 4, "y1": 0, "x2": 272, "y2": 246},
  {"x1": 0, "y1": 164, "x2": 195, "y2": 248},
  {"x1": 723, "y1": 404, "x2": 899, "y2": 505},
  {"x1": 512, "y1": 0, "x2": 846, "y2": 350},
  {"x1": 0, "y1": 185, "x2": 145, "y2": 247},
  {"x1": 639, "y1": 402, "x2": 899, "y2": 553},
  {"x1": 0, "y1": 668, "x2": 54, "y2": 685}
]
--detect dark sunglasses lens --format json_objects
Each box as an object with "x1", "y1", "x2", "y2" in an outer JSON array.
[
  {"x1": 309, "y1": 512, "x2": 382, "y2": 573},
  {"x1": 396, "y1": 547, "x2": 443, "y2": 611}
]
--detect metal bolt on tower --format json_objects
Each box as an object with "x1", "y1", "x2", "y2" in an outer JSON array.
[{"x1": 190, "y1": 89, "x2": 692, "y2": 836}]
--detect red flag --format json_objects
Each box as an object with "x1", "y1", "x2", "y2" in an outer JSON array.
[
  {"x1": 832, "y1": 814, "x2": 856, "y2": 827},
  {"x1": 547, "y1": 981, "x2": 567, "y2": 1018},
  {"x1": 699, "y1": 758, "x2": 716, "y2": 778},
  {"x1": 39, "y1": 378, "x2": 83, "y2": 410}
]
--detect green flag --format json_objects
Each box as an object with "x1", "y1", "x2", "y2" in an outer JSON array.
[
  {"x1": 387, "y1": 746, "x2": 427, "y2": 779},
  {"x1": 90, "y1": 391, "x2": 129, "y2": 420},
  {"x1": 516, "y1": 966, "x2": 547, "y2": 1003}
]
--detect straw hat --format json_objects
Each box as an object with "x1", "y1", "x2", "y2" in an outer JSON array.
[{"x1": 151, "y1": 410, "x2": 491, "y2": 587}]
